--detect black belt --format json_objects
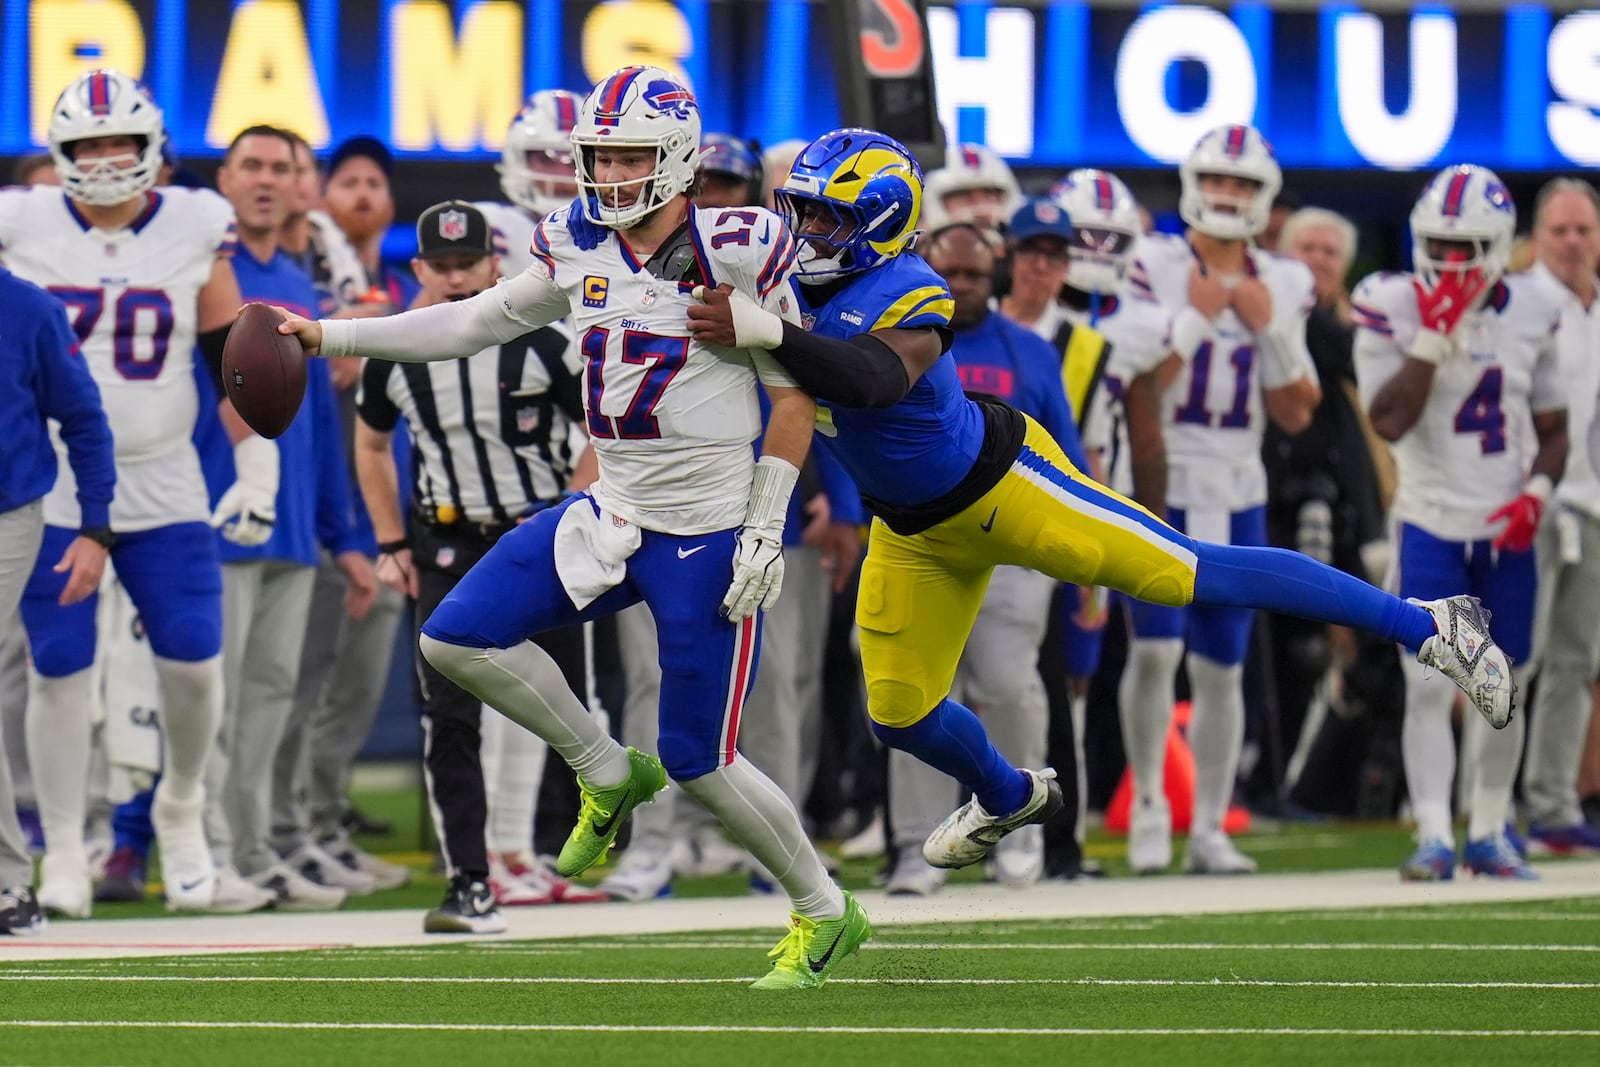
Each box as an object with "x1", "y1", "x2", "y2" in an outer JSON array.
[{"x1": 411, "y1": 504, "x2": 523, "y2": 541}]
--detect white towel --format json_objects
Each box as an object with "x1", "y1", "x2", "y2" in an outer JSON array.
[{"x1": 553, "y1": 494, "x2": 642, "y2": 609}]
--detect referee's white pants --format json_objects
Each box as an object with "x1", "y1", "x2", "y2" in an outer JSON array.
[
  {"x1": 889, "y1": 565, "x2": 1055, "y2": 850},
  {"x1": 0, "y1": 501, "x2": 44, "y2": 889},
  {"x1": 206, "y1": 559, "x2": 316, "y2": 877}
]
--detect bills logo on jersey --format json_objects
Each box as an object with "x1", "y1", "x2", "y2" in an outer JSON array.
[
  {"x1": 438, "y1": 210, "x2": 468, "y2": 241},
  {"x1": 643, "y1": 80, "x2": 697, "y2": 120},
  {"x1": 583, "y1": 275, "x2": 609, "y2": 308}
]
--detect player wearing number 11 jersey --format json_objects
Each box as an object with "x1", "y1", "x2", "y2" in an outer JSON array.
[
  {"x1": 280, "y1": 66, "x2": 868, "y2": 989},
  {"x1": 1353, "y1": 164, "x2": 1566, "y2": 881},
  {"x1": 0, "y1": 69, "x2": 247, "y2": 916}
]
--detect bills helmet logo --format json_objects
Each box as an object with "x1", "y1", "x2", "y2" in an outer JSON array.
[
  {"x1": 438, "y1": 210, "x2": 468, "y2": 241},
  {"x1": 643, "y1": 80, "x2": 697, "y2": 120}
]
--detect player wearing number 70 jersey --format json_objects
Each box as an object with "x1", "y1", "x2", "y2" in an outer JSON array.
[
  {"x1": 1120, "y1": 124, "x2": 1320, "y2": 875},
  {"x1": 276, "y1": 65, "x2": 869, "y2": 990},
  {"x1": 1353, "y1": 164, "x2": 1567, "y2": 882},
  {"x1": 0, "y1": 69, "x2": 268, "y2": 917}
]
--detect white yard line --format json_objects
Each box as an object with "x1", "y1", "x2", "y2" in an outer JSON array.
[
  {"x1": 3, "y1": 1020, "x2": 1598, "y2": 1038},
  {"x1": 2, "y1": 862, "x2": 1597, "y2": 963},
  {"x1": 3, "y1": 974, "x2": 1599, "y2": 990}
]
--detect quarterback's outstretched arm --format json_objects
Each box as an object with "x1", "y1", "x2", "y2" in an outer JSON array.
[{"x1": 278, "y1": 267, "x2": 570, "y2": 363}]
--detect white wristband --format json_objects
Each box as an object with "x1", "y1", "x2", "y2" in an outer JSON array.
[
  {"x1": 1525, "y1": 473, "x2": 1554, "y2": 504},
  {"x1": 1168, "y1": 306, "x2": 1211, "y2": 363},
  {"x1": 1407, "y1": 328, "x2": 1452, "y2": 365},
  {"x1": 1257, "y1": 325, "x2": 1303, "y2": 384},
  {"x1": 319, "y1": 318, "x2": 353, "y2": 358},
  {"x1": 744, "y1": 455, "x2": 799, "y2": 535}
]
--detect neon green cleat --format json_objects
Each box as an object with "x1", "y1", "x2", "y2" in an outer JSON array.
[
  {"x1": 556, "y1": 747, "x2": 668, "y2": 877},
  {"x1": 751, "y1": 891, "x2": 872, "y2": 990}
]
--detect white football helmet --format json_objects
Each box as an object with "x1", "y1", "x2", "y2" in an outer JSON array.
[
  {"x1": 572, "y1": 66, "x2": 702, "y2": 230},
  {"x1": 1049, "y1": 168, "x2": 1143, "y2": 294},
  {"x1": 922, "y1": 143, "x2": 1022, "y2": 230},
  {"x1": 1178, "y1": 124, "x2": 1281, "y2": 241},
  {"x1": 499, "y1": 89, "x2": 584, "y2": 218},
  {"x1": 1409, "y1": 164, "x2": 1517, "y2": 292},
  {"x1": 48, "y1": 69, "x2": 166, "y2": 207}
]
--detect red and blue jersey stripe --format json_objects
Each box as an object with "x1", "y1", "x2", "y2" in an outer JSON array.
[
  {"x1": 1440, "y1": 169, "x2": 1472, "y2": 219},
  {"x1": 756, "y1": 229, "x2": 798, "y2": 300},
  {"x1": 593, "y1": 66, "x2": 646, "y2": 126},
  {"x1": 1350, "y1": 302, "x2": 1393, "y2": 337}
]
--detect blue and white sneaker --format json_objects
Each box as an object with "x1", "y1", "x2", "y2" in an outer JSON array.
[
  {"x1": 1526, "y1": 821, "x2": 1600, "y2": 856},
  {"x1": 1400, "y1": 838, "x2": 1456, "y2": 881},
  {"x1": 1412, "y1": 596, "x2": 1515, "y2": 728},
  {"x1": 1503, "y1": 822, "x2": 1529, "y2": 860},
  {"x1": 1463, "y1": 835, "x2": 1539, "y2": 879}
]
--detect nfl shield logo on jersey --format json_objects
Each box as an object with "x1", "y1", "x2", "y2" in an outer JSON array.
[
  {"x1": 439, "y1": 210, "x2": 468, "y2": 241},
  {"x1": 436, "y1": 546, "x2": 456, "y2": 569},
  {"x1": 516, "y1": 407, "x2": 539, "y2": 433}
]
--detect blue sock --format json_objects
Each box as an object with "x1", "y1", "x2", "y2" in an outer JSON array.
[
  {"x1": 872, "y1": 699, "x2": 1030, "y2": 816},
  {"x1": 111, "y1": 787, "x2": 155, "y2": 859},
  {"x1": 1192, "y1": 542, "x2": 1436, "y2": 652}
]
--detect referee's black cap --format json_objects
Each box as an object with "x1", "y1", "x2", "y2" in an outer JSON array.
[{"x1": 416, "y1": 200, "x2": 493, "y2": 260}]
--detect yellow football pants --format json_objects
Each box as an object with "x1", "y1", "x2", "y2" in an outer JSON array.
[{"x1": 857, "y1": 416, "x2": 1198, "y2": 727}]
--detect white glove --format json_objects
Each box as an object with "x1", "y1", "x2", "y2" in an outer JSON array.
[
  {"x1": 721, "y1": 527, "x2": 785, "y2": 622},
  {"x1": 720, "y1": 456, "x2": 800, "y2": 622},
  {"x1": 691, "y1": 284, "x2": 785, "y2": 350},
  {"x1": 210, "y1": 435, "x2": 279, "y2": 547}
]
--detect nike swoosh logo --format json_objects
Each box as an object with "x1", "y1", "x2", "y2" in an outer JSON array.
[
  {"x1": 592, "y1": 784, "x2": 632, "y2": 838},
  {"x1": 678, "y1": 545, "x2": 708, "y2": 559},
  {"x1": 759, "y1": 221, "x2": 772, "y2": 246},
  {"x1": 980, "y1": 507, "x2": 998, "y2": 533},
  {"x1": 179, "y1": 877, "x2": 209, "y2": 892},
  {"x1": 809, "y1": 926, "x2": 849, "y2": 973}
]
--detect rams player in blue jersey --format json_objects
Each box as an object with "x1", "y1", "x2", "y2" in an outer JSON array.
[{"x1": 688, "y1": 127, "x2": 1518, "y2": 869}]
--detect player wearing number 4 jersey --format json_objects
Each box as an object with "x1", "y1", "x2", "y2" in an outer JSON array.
[
  {"x1": 0, "y1": 69, "x2": 262, "y2": 917},
  {"x1": 686, "y1": 128, "x2": 1520, "y2": 881},
  {"x1": 276, "y1": 66, "x2": 868, "y2": 989},
  {"x1": 1354, "y1": 164, "x2": 1566, "y2": 881}
]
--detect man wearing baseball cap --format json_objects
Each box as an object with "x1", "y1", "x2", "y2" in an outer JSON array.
[{"x1": 353, "y1": 200, "x2": 604, "y2": 934}]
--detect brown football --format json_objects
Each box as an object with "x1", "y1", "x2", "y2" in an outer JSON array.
[{"x1": 222, "y1": 302, "x2": 307, "y2": 439}]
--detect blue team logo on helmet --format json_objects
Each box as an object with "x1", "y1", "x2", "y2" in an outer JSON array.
[
  {"x1": 642, "y1": 80, "x2": 698, "y2": 120},
  {"x1": 775, "y1": 127, "x2": 923, "y2": 280}
]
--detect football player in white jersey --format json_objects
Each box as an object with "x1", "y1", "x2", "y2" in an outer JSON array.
[
  {"x1": 1121, "y1": 124, "x2": 1319, "y2": 875},
  {"x1": 478, "y1": 89, "x2": 585, "y2": 278},
  {"x1": 922, "y1": 142, "x2": 1023, "y2": 232},
  {"x1": 276, "y1": 66, "x2": 870, "y2": 988},
  {"x1": 0, "y1": 69, "x2": 273, "y2": 915},
  {"x1": 1353, "y1": 164, "x2": 1565, "y2": 881}
]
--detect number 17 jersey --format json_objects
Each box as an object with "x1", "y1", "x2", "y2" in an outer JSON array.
[
  {"x1": 530, "y1": 203, "x2": 800, "y2": 535},
  {"x1": 0, "y1": 185, "x2": 237, "y2": 530}
]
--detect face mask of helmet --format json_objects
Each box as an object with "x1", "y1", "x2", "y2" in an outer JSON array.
[
  {"x1": 1066, "y1": 225, "x2": 1137, "y2": 293},
  {"x1": 777, "y1": 192, "x2": 876, "y2": 280}
]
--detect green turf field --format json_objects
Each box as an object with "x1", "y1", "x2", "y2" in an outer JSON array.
[{"x1": 4, "y1": 896, "x2": 1600, "y2": 1066}]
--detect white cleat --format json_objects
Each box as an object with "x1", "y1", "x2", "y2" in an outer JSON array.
[
  {"x1": 923, "y1": 768, "x2": 1064, "y2": 870},
  {"x1": 885, "y1": 845, "x2": 947, "y2": 896},
  {"x1": 839, "y1": 812, "x2": 887, "y2": 861},
  {"x1": 1128, "y1": 796, "x2": 1174, "y2": 875},
  {"x1": 488, "y1": 854, "x2": 556, "y2": 906},
  {"x1": 151, "y1": 786, "x2": 216, "y2": 911},
  {"x1": 285, "y1": 841, "x2": 378, "y2": 896},
  {"x1": 1184, "y1": 831, "x2": 1258, "y2": 875},
  {"x1": 36, "y1": 851, "x2": 92, "y2": 919},
  {"x1": 987, "y1": 825, "x2": 1045, "y2": 888},
  {"x1": 248, "y1": 862, "x2": 347, "y2": 911},
  {"x1": 598, "y1": 844, "x2": 676, "y2": 902},
  {"x1": 204, "y1": 866, "x2": 276, "y2": 914},
  {"x1": 319, "y1": 835, "x2": 410, "y2": 891},
  {"x1": 1412, "y1": 595, "x2": 1515, "y2": 728}
]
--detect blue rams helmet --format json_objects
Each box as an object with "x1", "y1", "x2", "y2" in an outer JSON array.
[
  {"x1": 700, "y1": 132, "x2": 764, "y2": 196},
  {"x1": 774, "y1": 128, "x2": 922, "y2": 280}
]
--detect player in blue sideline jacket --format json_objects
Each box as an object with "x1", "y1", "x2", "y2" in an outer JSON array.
[
  {"x1": 686, "y1": 127, "x2": 1519, "y2": 871},
  {"x1": 0, "y1": 267, "x2": 114, "y2": 933}
]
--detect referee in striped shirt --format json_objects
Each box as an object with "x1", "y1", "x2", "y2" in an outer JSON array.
[{"x1": 354, "y1": 201, "x2": 587, "y2": 933}]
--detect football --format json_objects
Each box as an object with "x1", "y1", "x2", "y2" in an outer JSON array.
[{"x1": 222, "y1": 302, "x2": 308, "y2": 439}]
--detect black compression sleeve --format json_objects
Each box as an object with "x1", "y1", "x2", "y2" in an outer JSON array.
[
  {"x1": 770, "y1": 322, "x2": 911, "y2": 408},
  {"x1": 198, "y1": 324, "x2": 231, "y2": 395}
]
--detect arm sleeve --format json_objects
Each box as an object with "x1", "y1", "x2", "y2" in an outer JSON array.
[
  {"x1": 356, "y1": 358, "x2": 402, "y2": 432},
  {"x1": 310, "y1": 366, "x2": 363, "y2": 555},
  {"x1": 1259, "y1": 266, "x2": 1319, "y2": 390},
  {"x1": 320, "y1": 267, "x2": 570, "y2": 362},
  {"x1": 1350, "y1": 278, "x2": 1407, "y2": 413},
  {"x1": 33, "y1": 304, "x2": 115, "y2": 528}
]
